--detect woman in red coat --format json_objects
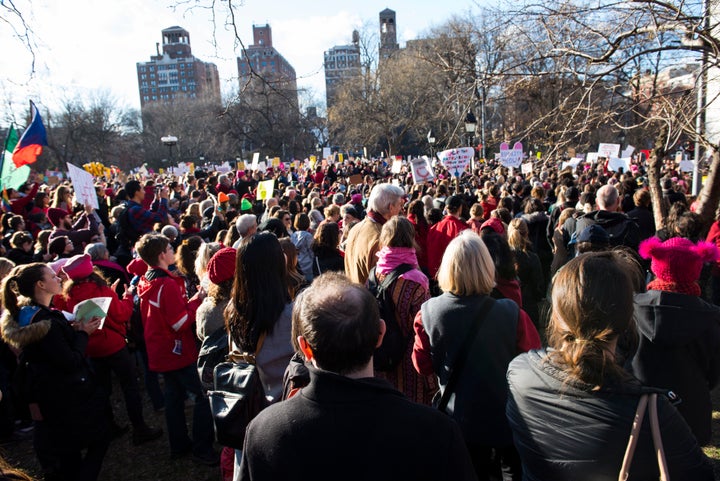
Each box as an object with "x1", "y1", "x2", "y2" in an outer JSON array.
[{"x1": 56, "y1": 254, "x2": 162, "y2": 445}]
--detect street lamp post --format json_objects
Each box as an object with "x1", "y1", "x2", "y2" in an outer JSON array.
[
  {"x1": 427, "y1": 129, "x2": 436, "y2": 159},
  {"x1": 161, "y1": 135, "x2": 178, "y2": 169},
  {"x1": 464, "y1": 111, "x2": 477, "y2": 147}
]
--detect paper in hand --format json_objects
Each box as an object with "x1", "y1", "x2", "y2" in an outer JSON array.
[{"x1": 62, "y1": 297, "x2": 112, "y2": 329}]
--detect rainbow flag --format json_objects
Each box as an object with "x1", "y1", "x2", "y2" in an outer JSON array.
[{"x1": 12, "y1": 101, "x2": 48, "y2": 168}]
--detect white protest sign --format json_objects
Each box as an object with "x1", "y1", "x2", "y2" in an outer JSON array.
[
  {"x1": 257, "y1": 161, "x2": 267, "y2": 172},
  {"x1": 675, "y1": 151, "x2": 684, "y2": 163},
  {"x1": 499, "y1": 142, "x2": 523, "y2": 168},
  {"x1": 322, "y1": 147, "x2": 332, "y2": 160},
  {"x1": 561, "y1": 158, "x2": 582, "y2": 171},
  {"x1": 391, "y1": 160, "x2": 403, "y2": 174},
  {"x1": 251, "y1": 152, "x2": 260, "y2": 171},
  {"x1": 585, "y1": 152, "x2": 600, "y2": 164},
  {"x1": 521, "y1": 163, "x2": 533, "y2": 175},
  {"x1": 607, "y1": 157, "x2": 631, "y2": 172},
  {"x1": 598, "y1": 143, "x2": 621, "y2": 159},
  {"x1": 438, "y1": 147, "x2": 474, "y2": 177},
  {"x1": 67, "y1": 162, "x2": 98, "y2": 209},
  {"x1": 216, "y1": 161, "x2": 232, "y2": 173},
  {"x1": 410, "y1": 157, "x2": 435, "y2": 183},
  {"x1": 620, "y1": 144, "x2": 635, "y2": 159},
  {"x1": 679, "y1": 160, "x2": 694, "y2": 172}
]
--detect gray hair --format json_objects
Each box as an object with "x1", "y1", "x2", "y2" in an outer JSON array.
[
  {"x1": 596, "y1": 185, "x2": 619, "y2": 211},
  {"x1": 367, "y1": 184, "x2": 405, "y2": 217},
  {"x1": 84, "y1": 242, "x2": 109, "y2": 261},
  {"x1": 161, "y1": 225, "x2": 179, "y2": 239},
  {"x1": 235, "y1": 214, "x2": 258, "y2": 237}
]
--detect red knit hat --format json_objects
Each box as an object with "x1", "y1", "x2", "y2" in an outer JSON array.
[
  {"x1": 480, "y1": 217, "x2": 506, "y2": 236},
  {"x1": 639, "y1": 236, "x2": 719, "y2": 295},
  {"x1": 127, "y1": 258, "x2": 148, "y2": 277},
  {"x1": 62, "y1": 254, "x2": 94, "y2": 280},
  {"x1": 47, "y1": 208, "x2": 68, "y2": 227},
  {"x1": 207, "y1": 247, "x2": 237, "y2": 284}
]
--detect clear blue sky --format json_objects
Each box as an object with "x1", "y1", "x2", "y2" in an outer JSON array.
[{"x1": 1, "y1": 0, "x2": 487, "y2": 121}]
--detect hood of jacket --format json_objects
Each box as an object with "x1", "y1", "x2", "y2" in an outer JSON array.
[
  {"x1": 581, "y1": 209, "x2": 630, "y2": 229},
  {"x1": 0, "y1": 305, "x2": 51, "y2": 350},
  {"x1": 634, "y1": 290, "x2": 720, "y2": 346},
  {"x1": 137, "y1": 267, "x2": 175, "y2": 299}
]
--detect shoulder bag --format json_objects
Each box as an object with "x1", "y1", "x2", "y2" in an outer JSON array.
[
  {"x1": 208, "y1": 333, "x2": 268, "y2": 449},
  {"x1": 618, "y1": 393, "x2": 670, "y2": 481},
  {"x1": 435, "y1": 296, "x2": 495, "y2": 413}
]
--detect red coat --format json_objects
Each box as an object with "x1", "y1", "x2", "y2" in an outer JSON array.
[
  {"x1": 56, "y1": 280, "x2": 133, "y2": 358},
  {"x1": 426, "y1": 215, "x2": 469, "y2": 279},
  {"x1": 137, "y1": 267, "x2": 201, "y2": 372},
  {"x1": 707, "y1": 221, "x2": 720, "y2": 276}
]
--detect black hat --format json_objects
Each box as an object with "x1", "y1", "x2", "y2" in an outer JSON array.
[
  {"x1": 575, "y1": 224, "x2": 610, "y2": 245},
  {"x1": 446, "y1": 195, "x2": 464, "y2": 211}
]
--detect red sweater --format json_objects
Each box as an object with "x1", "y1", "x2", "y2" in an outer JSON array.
[
  {"x1": 137, "y1": 267, "x2": 201, "y2": 372},
  {"x1": 55, "y1": 280, "x2": 133, "y2": 358},
  {"x1": 426, "y1": 215, "x2": 469, "y2": 278}
]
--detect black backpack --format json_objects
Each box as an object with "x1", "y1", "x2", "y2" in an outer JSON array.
[
  {"x1": 115, "y1": 204, "x2": 142, "y2": 248},
  {"x1": 367, "y1": 263, "x2": 414, "y2": 371}
]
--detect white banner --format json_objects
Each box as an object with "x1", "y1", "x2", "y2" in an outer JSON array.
[
  {"x1": 67, "y1": 162, "x2": 98, "y2": 209},
  {"x1": 438, "y1": 147, "x2": 474, "y2": 177},
  {"x1": 598, "y1": 143, "x2": 621, "y2": 159},
  {"x1": 607, "y1": 157, "x2": 631, "y2": 172}
]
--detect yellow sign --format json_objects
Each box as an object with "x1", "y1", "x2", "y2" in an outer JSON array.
[
  {"x1": 257, "y1": 179, "x2": 275, "y2": 200},
  {"x1": 309, "y1": 156, "x2": 317, "y2": 169},
  {"x1": 237, "y1": 161, "x2": 245, "y2": 171},
  {"x1": 536, "y1": 152, "x2": 542, "y2": 159},
  {"x1": 159, "y1": 168, "x2": 165, "y2": 175},
  {"x1": 188, "y1": 162, "x2": 195, "y2": 173},
  {"x1": 338, "y1": 153, "x2": 344, "y2": 163},
  {"x1": 272, "y1": 157, "x2": 280, "y2": 168}
]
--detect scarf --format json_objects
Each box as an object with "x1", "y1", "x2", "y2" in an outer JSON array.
[
  {"x1": 647, "y1": 279, "x2": 701, "y2": 297},
  {"x1": 367, "y1": 209, "x2": 387, "y2": 226},
  {"x1": 375, "y1": 246, "x2": 428, "y2": 290}
]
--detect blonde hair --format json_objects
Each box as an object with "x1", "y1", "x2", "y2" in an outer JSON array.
[
  {"x1": 507, "y1": 218, "x2": 531, "y2": 252},
  {"x1": 194, "y1": 242, "x2": 222, "y2": 279},
  {"x1": 437, "y1": 230, "x2": 495, "y2": 296}
]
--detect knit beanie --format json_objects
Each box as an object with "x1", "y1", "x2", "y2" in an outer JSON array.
[
  {"x1": 48, "y1": 258, "x2": 69, "y2": 275},
  {"x1": 127, "y1": 257, "x2": 148, "y2": 277},
  {"x1": 639, "y1": 236, "x2": 719, "y2": 296},
  {"x1": 240, "y1": 198, "x2": 253, "y2": 212},
  {"x1": 207, "y1": 247, "x2": 237, "y2": 284},
  {"x1": 47, "y1": 208, "x2": 67, "y2": 227},
  {"x1": 480, "y1": 217, "x2": 506, "y2": 236},
  {"x1": 62, "y1": 254, "x2": 94, "y2": 280}
]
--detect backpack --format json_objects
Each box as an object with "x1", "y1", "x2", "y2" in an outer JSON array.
[
  {"x1": 197, "y1": 326, "x2": 230, "y2": 393},
  {"x1": 115, "y1": 204, "x2": 142, "y2": 248},
  {"x1": 367, "y1": 263, "x2": 414, "y2": 371}
]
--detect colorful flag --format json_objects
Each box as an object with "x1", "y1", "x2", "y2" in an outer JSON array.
[
  {"x1": 1, "y1": 189, "x2": 11, "y2": 213},
  {"x1": 13, "y1": 101, "x2": 48, "y2": 168},
  {"x1": 0, "y1": 125, "x2": 30, "y2": 190}
]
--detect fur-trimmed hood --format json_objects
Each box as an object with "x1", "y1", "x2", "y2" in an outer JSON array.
[{"x1": 0, "y1": 305, "x2": 51, "y2": 350}]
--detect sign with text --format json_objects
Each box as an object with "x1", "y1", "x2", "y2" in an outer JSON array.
[
  {"x1": 251, "y1": 152, "x2": 260, "y2": 171},
  {"x1": 521, "y1": 163, "x2": 533, "y2": 174},
  {"x1": 67, "y1": 162, "x2": 98, "y2": 209},
  {"x1": 499, "y1": 142, "x2": 523, "y2": 168},
  {"x1": 607, "y1": 157, "x2": 631, "y2": 172},
  {"x1": 256, "y1": 179, "x2": 275, "y2": 200},
  {"x1": 598, "y1": 143, "x2": 621, "y2": 159},
  {"x1": 410, "y1": 157, "x2": 435, "y2": 183},
  {"x1": 391, "y1": 160, "x2": 403, "y2": 174},
  {"x1": 679, "y1": 160, "x2": 694, "y2": 172},
  {"x1": 438, "y1": 147, "x2": 474, "y2": 177}
]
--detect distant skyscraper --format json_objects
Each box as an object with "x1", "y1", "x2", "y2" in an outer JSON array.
[
  {"x1": 237, "y1": 24, "x2": 298, "y2": 109},
  {"x1": 324, "y1": 30, "x2": 361, "y2": 109},
  {"x1": 379, "y1": 8, "x2": 399, "y2": 62},
  {"x1": 136, "y1": 26, "x2": 221, "y2": 108}
]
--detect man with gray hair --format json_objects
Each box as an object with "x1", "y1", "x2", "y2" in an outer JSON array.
[
  {"x1": 563, "y1": 184, "x2": 640, "y2": 255},
  {"x1": 232, "y1": 214, "x2": 258, "y2": 248},
  {"x1": 237, "y1": 272, "x2": 476, "y2": 480},
  {"x1": 344, "y1": 183, "x2": 405, "y2": 284}
]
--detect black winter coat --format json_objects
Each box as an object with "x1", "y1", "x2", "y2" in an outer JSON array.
[
  {"x1": 631, "y1": 290, "x2": 720, "y2": 445},
  {"x1": 507, "y1": 349, "x2": 713, "y2": 481}
]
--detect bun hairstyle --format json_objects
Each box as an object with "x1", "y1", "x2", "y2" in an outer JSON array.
[{"x1": 548, "y1": 252, "x2": 636, "y2": 387}]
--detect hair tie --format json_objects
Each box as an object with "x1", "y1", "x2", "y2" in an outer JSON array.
[{"x1": 182, "y1": 239, "x2": 189, "y2": 246}]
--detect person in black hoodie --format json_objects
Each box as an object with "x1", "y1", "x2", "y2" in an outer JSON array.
[{"x1": 632, "y1": 236, "x2": 720, "y2": 446}]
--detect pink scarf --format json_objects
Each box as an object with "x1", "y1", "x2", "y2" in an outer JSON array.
[{"x1": 375, "y1": 246, "x2": 429, "y2": 290}]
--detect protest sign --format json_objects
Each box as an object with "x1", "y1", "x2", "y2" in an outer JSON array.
[
  {"x1": 257, "y1": 179, "x2": 275, "y2": 200},
  {"x1": 586, "y1": 152, "x2": 600, "y2": 164},
  {"x1": 598, "y1": 143, "x2": 621, "y2": 159},
  {"x1": 322, "y1": 147, "x2": 331, "y2": 160},
  {"x1": 410, "y1": 157, "x2": 435, "y2": 183},
  {"x1": 251, "y1": 152, "x2": 260, "y2": 171},
  {"x1": 499, "y1": 142, "x2": 523, "y2": 168},
  {"x1": 67, "y1": 162, "x2": 98, "y2": 209},
  {"x1": 607, "y1": 157, "x2": 631, "y2": 172},
  {"x1": 679, "y1": 160, "x2": 694, "y2": 172},
  {"x1": 521, "y1": 163, "x2": 533, "y2": 174},
  {"x1": 561, "y1": 158, "x2": 582, "y2": 171},
  {"x1": 391, "y1": 160, "x2": 403, "y2": 174},
  {"x1": 438, "y1": 147, "x2": 474, "y2": 177}
]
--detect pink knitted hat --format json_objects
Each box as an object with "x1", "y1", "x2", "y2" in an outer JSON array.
[{"x1": 639, "y1": 237, "x2": 719, "y2": 285}]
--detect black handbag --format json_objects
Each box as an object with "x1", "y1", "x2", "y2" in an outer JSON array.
[{"x1": 208, "y1": 334, "x2": 268, "y2": 449}]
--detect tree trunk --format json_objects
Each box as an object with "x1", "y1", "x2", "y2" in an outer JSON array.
[
  {"x1": 693, "y1": 146, "x2": 720, "y2": 231},
  {"x1": 648, "y1": 143, "x2": 667, "y2": 232}
]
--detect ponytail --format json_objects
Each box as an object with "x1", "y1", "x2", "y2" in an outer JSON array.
[{"x1": 1, "y1": 263, "x2": 49, "y2": 319}]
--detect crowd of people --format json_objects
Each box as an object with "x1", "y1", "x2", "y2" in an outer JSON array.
[{"x1": 0, "y1": 154, "x2": 718, "y2": 480}]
